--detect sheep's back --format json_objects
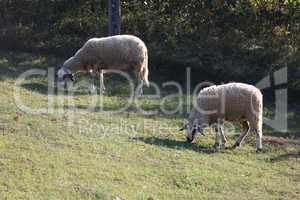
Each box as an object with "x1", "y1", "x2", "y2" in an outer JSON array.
[{"x1": 82, "y1": 35, "x2": 147, "y2": 68}]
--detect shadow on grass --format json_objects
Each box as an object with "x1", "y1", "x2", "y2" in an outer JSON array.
[
  {"x1": 62, "y1": 104, "x2": 138, "y2": 113},
  {"x1": 61, "y1": 104, "x2": 185, "y2": 120},
  {"x1": 18, "y1": 80, "x2": 186, "y2": 119},
  {"x1": 133, "y1": 136, "x2": 217, "y2": 154},
  {"x1": 264, "y1": 131, "x2": 300, "y2": 139},
  {"x1": 21, "y1": 82, "x2": 49, "y2": 94},
  {"x1": 270, "y1": 151, "x2": 300, "y2": 162},
  {"x1": 19, "y1": 79, "x2": 140, "y2": 97},
  {"x1": 20, "y1": 82, "x2": 94, "y2": 96}
]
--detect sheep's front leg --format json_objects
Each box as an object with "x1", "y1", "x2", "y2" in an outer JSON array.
[
  {"x1": 89, "y1": 70, "x2": 97, "y2": 92},
  {"x1": 213, "y1": 127, "x2": 222, "y2": 149},
  {"x1": 213, "y1": 120, "x2": 227, "y2": 149},
  {"x1": 232, "y1": 121, "x2": 250, "y2": 149},
  {"x1": 99, "y1": 70, "x2": 106, "y2": 93}
]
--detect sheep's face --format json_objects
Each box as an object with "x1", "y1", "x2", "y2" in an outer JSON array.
[
  {"x1": 185, "y1": 122, "x2": 202, "y2": 143},
  {"x1": 57, "y1": 67, "x2": 74, "y2": 82},
  {"x1": 186, "y1": 124, "x2": 197, "y2": 143},
  {"x1": 181, "y1": 120, "x2": 207, "y2": 143}
]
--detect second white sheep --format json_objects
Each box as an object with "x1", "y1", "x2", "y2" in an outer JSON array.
[{"x1": 181, "y1": 82, "x2": 263, "y2": 152}]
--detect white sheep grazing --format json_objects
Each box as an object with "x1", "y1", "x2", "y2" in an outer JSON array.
[
  {"x1": 182, "y1": 82, "x2": 263, "y2": 152},
  {"x1": 57, "y1": 35, "x2": 149, "y2": 95}
]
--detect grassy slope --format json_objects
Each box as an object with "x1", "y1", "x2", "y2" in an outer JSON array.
[{"x1": 0, "y1": 51, "x2": 299, "y2": 200}]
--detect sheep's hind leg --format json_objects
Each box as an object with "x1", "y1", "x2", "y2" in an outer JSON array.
[
  {"x1": 134, "y1": 78, "x2": 144, "y2": 98},
  {"x1": 138, "y1": 79, "x2": 144, "y2": 96},
  {"x1": 255, "y1": 129, "x2": 263, "y2": 152},
  {"x1": 130, "y1": 79, "x2": 143, "y2": 111},
  {"x1": 232, "y1": 121, "x2": 250, "y2": 149},
  {"x1": 134, "y1": 68, "x2": 145, "y2": 97}
]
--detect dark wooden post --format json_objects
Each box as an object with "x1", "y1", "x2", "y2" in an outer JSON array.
[{"x1": 108, "y1": 0, "x2": 121, "y2": 36}]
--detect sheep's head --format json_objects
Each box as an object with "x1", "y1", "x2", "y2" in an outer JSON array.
[
  {"x1": 180, "y1": 120, "x2": 206, "y2": 143},
  {"x1": 57, "y1": 67, "x2": 74, "y2": 82},
  {"x1": 179, "y1": 122, "x2": 197, "y2": 143}
]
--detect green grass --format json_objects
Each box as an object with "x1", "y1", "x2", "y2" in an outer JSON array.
[{"x1": 0, "y1": 51, "x2": 299, "y2": 200}]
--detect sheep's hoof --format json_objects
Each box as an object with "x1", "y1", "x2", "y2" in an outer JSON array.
[
  {"x1": 135, "y1": 93, "x2": 143, "y2": 99},
  {"x1": 256, "y1": 148, "x2": 263, "y2": 153},
  {"x1": 213, "y1": 143, "x2": 221, "y2": 150},
  {"x1": 100, "y1": 88, "x2": 106, "y2": 94},
  {"x1": 186, "y1": 137, "x2": 193, "y2": 143},
  {"x1": 231, "y1": 143, "x2": 240, "y2": 149}
]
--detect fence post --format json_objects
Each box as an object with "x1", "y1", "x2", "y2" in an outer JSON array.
[{"x1": 108, "y1": 0, "x2": 121, "y2": 36}]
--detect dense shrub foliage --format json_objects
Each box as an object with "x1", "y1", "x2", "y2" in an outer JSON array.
[{"x1": 0, "y1": 0, "x2": 299, "y2": 94}]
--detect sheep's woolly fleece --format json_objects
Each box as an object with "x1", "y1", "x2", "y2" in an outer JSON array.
[{"x1": 188, "y1": 82, "x2": 263, "y2": 130}]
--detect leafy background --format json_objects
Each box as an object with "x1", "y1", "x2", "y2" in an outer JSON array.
[{"x1": 0, "y1": 0, "x2": 299, "y2": 97}]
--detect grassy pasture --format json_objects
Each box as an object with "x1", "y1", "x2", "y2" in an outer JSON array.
[{"x1": 0, "y1": 51, "x2": 299, "y2": 200}]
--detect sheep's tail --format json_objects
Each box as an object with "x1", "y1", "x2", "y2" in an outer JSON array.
[{"x1": 142, "y1": 50, "x2": 150, "y2": 87}]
